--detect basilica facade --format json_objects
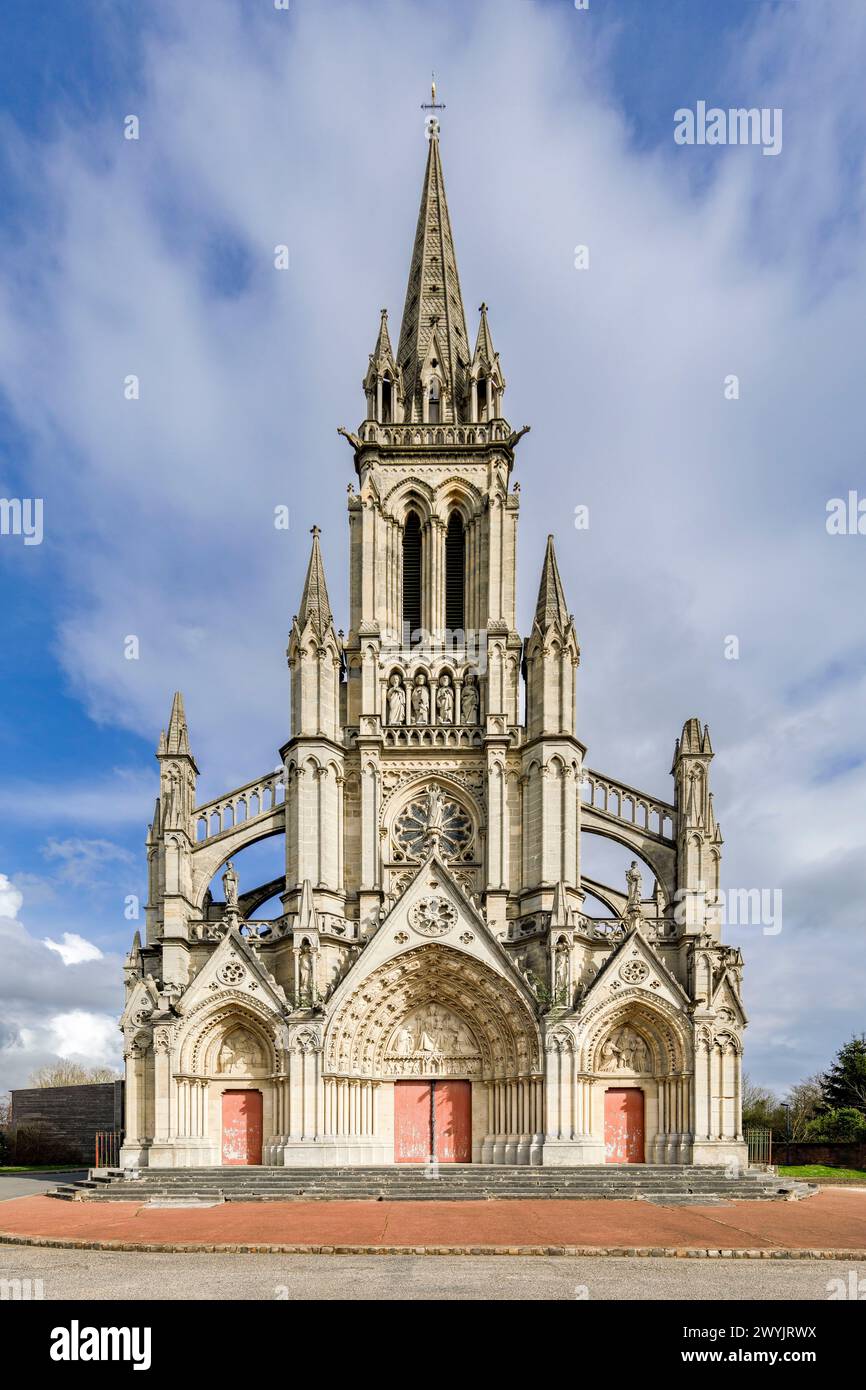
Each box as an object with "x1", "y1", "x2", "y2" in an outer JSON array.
[{"x1": 120, "y1": 114, "x2": 747, "y2": 1171}]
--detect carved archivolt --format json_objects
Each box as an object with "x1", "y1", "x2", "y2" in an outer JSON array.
[
  {"x1": 325, "y1": 944, "x2": 540, "y2": 1079},
  {"x1": 176, "y1": 993, "x2": 286, "y2": 1076},
  {"x1": 580, "y1": 993, "x2": 691, "y2": 1075}
]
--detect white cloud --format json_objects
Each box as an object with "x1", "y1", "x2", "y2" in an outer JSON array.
[
  {"x1": 42, "y1": 837, "x2": 135, "y2": 888},
  {"x1": 0, "y1": 874, "x2": 24, "y2": 921},
  {"x1": 47, "y1": 1010, "x2": 118, "y2": 1065},
  {"x1": 0, "y1": 912, "x2": 123, "y2": 1088},
  {"x1": 43, "y1": 933, "x2": 104, "y2": 967}
]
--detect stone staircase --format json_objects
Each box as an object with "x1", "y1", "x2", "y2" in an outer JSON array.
[{"x1": 48, "y1": 1164, "x2": 813, "y2": 1204}]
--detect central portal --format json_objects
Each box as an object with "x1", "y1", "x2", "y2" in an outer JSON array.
[{"x1": 394, "y1": 1079, "x2": 472, "y2": 1163}]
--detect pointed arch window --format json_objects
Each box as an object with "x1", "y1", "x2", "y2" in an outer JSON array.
[
  {"x1": 381, "y1": 375, "x2": 392, "y2": 423},
  {"x1": 428, "y1": 376, "x2": 441, "y2": 424},
  {"x1": 402, "y1": 510, "x2": 422, "y2": 644},
  {"x1": 445, "y1": 510, "x2": 465, "y2": 635}
]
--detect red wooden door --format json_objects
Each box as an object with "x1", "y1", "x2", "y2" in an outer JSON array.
[
  {"x1": 394, "y1": 1080, "x2": 472, "y2": 1163},
  {"x1": 221, "y1": 1089, "x2": 263, "y2": 1166},
  {"x1": 604, "y1": 1087, "x2": 644, "y2": 1164},
  {"x1": 394, "y1": 1081, "x2": 432, "y2": 1163},
  {"x1": 435, "y1": 1080, "x2": 472, "y2": 1163}
]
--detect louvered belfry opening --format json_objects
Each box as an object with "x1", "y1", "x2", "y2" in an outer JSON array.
[
  {"x1": 445, "y1": 510, "x2": 465, "y2": 635},
  {"x1": 402, "y1": 510, "x2": 422, "y2": 644}
]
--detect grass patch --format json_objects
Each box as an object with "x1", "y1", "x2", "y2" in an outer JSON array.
[
  {"x1": 0, "y1": 1164, "x2": 84, "y2": 1173},
  {"x1": 778, "y1": 1164, "x2": 866, "y2": 1182}
]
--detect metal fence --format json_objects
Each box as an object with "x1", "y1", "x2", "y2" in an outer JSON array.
[
  {"x1": 746, "y1": 1128, "x2": 772, "y2": 1166},
  {"x1": 94, "y1": 1130, "x2": 122, "y2": 1168}
]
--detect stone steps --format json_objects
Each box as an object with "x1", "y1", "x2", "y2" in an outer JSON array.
[{"x1": 48, "y1": 1165, "x2": 810, "y2": 1204}]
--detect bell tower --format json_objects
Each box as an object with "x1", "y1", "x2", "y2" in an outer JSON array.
[{"x1": 336, "y1": 96, "x2": 531, "y2": 934}]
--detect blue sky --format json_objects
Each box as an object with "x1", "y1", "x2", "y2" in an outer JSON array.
[{"x1": 0, "y1": 0, "x2": 864, "y2": 1092}]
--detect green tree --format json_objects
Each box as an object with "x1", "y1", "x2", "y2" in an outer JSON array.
[
  {"x1": 805, "y1": 1107, "x2": 866, "y2": 1142},
  {"x1": 820, "y1": 1035, "x2": 866, "y2": 1114},
  {"x1": 742, "y1": 1075, "x2": 785, "y2": 1134}
]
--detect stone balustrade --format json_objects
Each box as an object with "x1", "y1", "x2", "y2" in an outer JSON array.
[
  {"x1": 581, "y1": 768, "x2": 676, "y2": 842},
  {"x1": 358, "y1": 420, "x2": 511, "y2": 449},
  {"x1": 194, "y1": 770, "x2": 286, "y2": 844}
]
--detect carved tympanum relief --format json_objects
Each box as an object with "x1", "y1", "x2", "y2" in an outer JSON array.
[
  {"x1": 384, "y1": 1004, "x2": 481, "y2": 1076},
  {"x1": 598, "y1": 1026, "x2": 652, "y2": 1074},
  {"x1": 216, "y1": 1027, "x2": 264, "y2": 1075}
]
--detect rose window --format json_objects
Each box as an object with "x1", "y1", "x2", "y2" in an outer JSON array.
[
  {"x1": 393, "y1": 795, "x2": 473, "y2": 863},
  {"x1": 619, "y1": 959, "x2": 649, "y2": 985},
  {"x1": 410, "y1": 895, "x2": 458, "y2": 937},
  {"x1": 218, "y1": 959, "x2": 246, "y2": 986}
]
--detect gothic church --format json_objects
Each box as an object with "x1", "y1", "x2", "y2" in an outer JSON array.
[{"x1": 120, "y1": 110, "x2": 747, "y2": 1170}]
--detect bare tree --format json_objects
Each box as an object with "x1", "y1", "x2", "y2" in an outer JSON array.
[
  {"x1": 741, "y1": 1073, "x2": 778, "y2": 1128},
  {"x1": 785, "y1": 1075, "x2": 823, "y2": 1139},
  {"x1": 27, "y1": 1063, "x2": 120, "y2": 1088}
]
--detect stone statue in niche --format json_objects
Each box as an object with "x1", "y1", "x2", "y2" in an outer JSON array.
[
  {"x1": 163, "y1": 765, "x2": 181, "y2": 828},
  {"x1": 554, "y1": 943, "x2": 569, "y2": 1002},
  {"x1": 387, "y1": 674, "x2": 405, "y2": 724},
  {"x1": 436, "y1": 674, "x2": 454, "y2": 723},
  {"x1": 461, "y1": 673, "x2": 479, "y2": 724},
  {"x1": 298, "y1": 943, "x2": 314, "y2": 1004},
  {"x1": 411, "y1": 673, "x2": 430, "y2": 724}
]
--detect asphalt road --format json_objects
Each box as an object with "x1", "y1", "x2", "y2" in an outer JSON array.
[
  {"x1": 0, "y1": 1172, "x2": 86, "y2": 1202},
  {"x1": 0, "y1": 1245, "x2": 862, "y2": 1301}
]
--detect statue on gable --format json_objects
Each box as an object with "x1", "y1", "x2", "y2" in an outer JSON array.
[{"x1": 222, "y1": 861, "x2": 239, "y2": 909}]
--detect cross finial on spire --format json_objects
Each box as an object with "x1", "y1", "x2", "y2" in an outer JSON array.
[
  {"x1": 421, "y1": 72, "x2": 445, "y2": 139},
  {"x1": 421, "y1": 73, "x2": 445, "y2": 113},
  {"x1": 310, "y1": 524, "x2": 321, "y2": 537}
]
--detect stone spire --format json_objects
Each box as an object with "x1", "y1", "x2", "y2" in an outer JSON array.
[
  {"x1": 370, "y1": 308, "x2": 396, "y2": 370},
  {"x1": 524, "y1": 534, "x2": 579, "y2": 741},
  {"x1": 469, "y1": 302, "x2": 505, "y2": 422},
  {"x1": 363, "y1": 309, "x2": 401, "y2": 421},
  {"x1": 157, "y1": 691, "x2": 194, "y2": 761},
  {"x1": 396, "y1": 122, "x2": 471, "y2": 423},
  {"x1": 288, "y1": 527, "x2": 342, "y2": 743},
  {"x1": 533, "y1": 535, "x2": 571, "y2": 632},
  {"x1": 296, "y1": 526, "x2": 334, "y2": 638},
  {"x1": 471, "y1": 302, "x2": 496, "y2": 373}
]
